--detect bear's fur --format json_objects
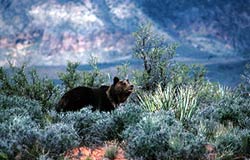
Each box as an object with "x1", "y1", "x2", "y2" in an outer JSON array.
[{"x1": 56, "y1": 77, "x2": 134, "y2": 112}]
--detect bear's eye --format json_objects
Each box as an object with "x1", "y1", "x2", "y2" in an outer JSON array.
[{"x1": 122, "y1": 81, "x2": 126, "y2": 85}]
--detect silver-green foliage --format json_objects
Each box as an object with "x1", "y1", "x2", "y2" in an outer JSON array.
[
  {"x1": 1, "y1": 93, "x2": 249, "y2": 159},
  {"x1": 0, "y1": 94, "x2": 42, "y2": 122},
  {"x1": 40, "y1": 123, "x2": 80, "y2": 156},
  {"x1": 58, "y1": 104, "x2": 144, "y2": 145},
  {"x1": 123, "y1": 110, "x2": 205, "y2": 160},
  {"x1": 0, "y1": 95, "x2": 80, "y2": 160},
  {"x1": 191, "y1": 94, "x2": 250, "y2": 159},
  {"x1": 215, "y1": 94, "x2": 250, "y2": 128},
  {"x1": 215, "y1": 128, "x2": 250, "y2": 159}
]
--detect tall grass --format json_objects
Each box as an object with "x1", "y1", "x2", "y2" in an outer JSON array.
[
  {"x1": 137, "y1": 84, "x2": 175, "y2": 112},
  {"x1": 138, "y1": 84, "x2": 198, "y2": 121},
  {"x1": 176, "y1": 86, "x2": 198, "y2": 121}
]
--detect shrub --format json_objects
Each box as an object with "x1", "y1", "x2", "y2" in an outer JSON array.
[
  {"x1": 58, "y1": 62, "x2": 81, "y2": 90},
  {"x1": 0, "y1": 64, "x2": 59, "y2": 110},
  {"x1": 196, "y1": 82, "x2": 233, "y2": 108},
  {"x1": 175, "y1": 85, "x2": 198, "y2": 122},
  {"x1": 0, "y1": 116, "x2": 80, "y2": 160},
  {"x1": 58, "y1": 107, "x2": 108, "y2": 145},
  {"x1": 192, "y1": 92, "x2": 250, "y2": 133},
  {"x1": 191, "y1": 97, "x2": 250, "y2": 158},
  {"x1": 123, "y1": 110, "x2": 205, "y2": 160},
  {"x1": 138, "y1": 84, "x2": 199, "y2": 122},
  {"x1": 0, "y1": 94, "x2": 43, "y2": 123},
  {"x1": 0, "y1": 94, "x2": 80, "y2": 159},
  {"x1": 104, "y1": 145, "x2": 119, "y2": 160},
  {"x1": 58, "y1": 107, "x2": 126, "y2": 145},
  {"x1": 132, "y1": 23, "x2": 177, "y2": 90},
  {"x1": 215, "y1": 95, "x2": 250, "y2": 129},
  {"x1": 103, "y1": 104, "x2": 144, "y2": 141},
  {"x1": 137, "y1": 84, "x2": 176, "y2": 112},
  {"x1": 58, "y1": 104, "x2": 144, "y2": 145},
  {"x1": 215, "y1": 128, "x2": 242, "y2": 159},
  {"x1": 169, "y1": 63, "x2": 206, "y2": 88},
  {"x1": 40, "y1": 123, "x2": 80, "y2": 157},
  {"x1": 58, "y1": 56, "x2": 109, "y2": 91},
  {"x1": 0, "y1": 114, "x2": 50, "y2": 160}
]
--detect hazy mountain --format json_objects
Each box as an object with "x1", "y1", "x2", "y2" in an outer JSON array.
[
  {"x1": 0, "y1": 0, "x2": 249, "y2": 85},
  {"x1": 0, "y1": 0, "x2": 149, "y2": 66},
  {"x1": 137, "y1": 0, "x2": 250, "y2": 55}
]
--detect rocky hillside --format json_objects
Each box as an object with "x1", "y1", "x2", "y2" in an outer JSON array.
[
  {"x1": 0, "y1": 0, "x2": 148, "y2": 66},
  {"x1": 136, "y1": 0, "x2": 250, "y2": 56},
  {"x1": 0, "y1": 0, "x2": 249, "y2": 68}
]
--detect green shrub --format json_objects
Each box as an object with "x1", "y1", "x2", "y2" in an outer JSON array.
[
  {"x1": 196, "y1": 82, "x2": 233, "y2": 108},
  {"x1": 138, "y1": 84, "x2": 199, "y2": 122},
  {"x1": 0, "y1": 64, "x2": 59, "y2": 110},
  {"x1": 0, "y1": 94, "x2": 43, "y2": 123},
  {"x1": 40, "y1": 123, "x2": 80, "y2": 157},
  {"x1": 58, "y1": 107, "x2": 107, "y2": 145},
  {"x1": 58, "y1": 56, "x2": 109, "y2": 91},
  {"x1": 132, "y1": 23, "x2": 177, "y2": 90},
  {"x1": 191, "y1": 96, "x2": 250, "y2": 158},
  {"x1": 169, "y1": 63, "x2": 206, "y2": 88},
  {"x1": 104, "y1": 145, "x2": 118, "y2": 160},
  {"x1": 104, "y1": 104, "x2": 144, "y2": 141},
  {"x1": 215, "y1": 95, "x2": 250, "y2": 129},
  {"x1": 123, "y1": 110, "x2": 205, "y2": 160},
  {"x1": 58, "y1": 62, "x2": 81, "y2": 90},
  {"x1": 0, "y1": 95, "x2": 80, "y2": 159},
  {"x1": 215, "y1": 128, "x2": 242, "y2": 159},
  {"x1": 137, "y1": 84, "x2": 176, "y2": 111},
  {"x1": 58, "y1": 104, "x2": 143, "y2": 145},
  {"x1": 175, "y1": 85, "x2": 198, "y2": 122},
  {"x1": 0, "y1": 115, "x2": 40, "y2": 159}
]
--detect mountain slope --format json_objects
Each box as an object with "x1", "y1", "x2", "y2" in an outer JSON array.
[
  {"x1": 136, "y1": 0, "x2": 250, "y2": 56},
  {"x1": 1, "y1": 0, "x2": 249, "y2": 66},
  {"x1": 0, "y1": 0, "x2": 149, "y2": 66}
]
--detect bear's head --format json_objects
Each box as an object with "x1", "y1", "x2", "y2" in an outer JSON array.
[{"x1": 108, "y1": 77, "x2": 134, "y2": 105}]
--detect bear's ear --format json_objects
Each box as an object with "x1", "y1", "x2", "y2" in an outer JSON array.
[{"x1": 113, "y1": 77, "x2": 120, "y2": 85}]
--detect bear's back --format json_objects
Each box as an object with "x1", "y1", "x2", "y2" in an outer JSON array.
[
  {"x1": 57, "y1": 86, "x2": 94, "y2": 111},
  {"x1": 57, "y1": 85, "x2": 113, "y2": 112}
]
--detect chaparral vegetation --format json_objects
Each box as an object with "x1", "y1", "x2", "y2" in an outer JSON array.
[{"x1": 0, "y1": 24, "x2": 250, "y2": 160}]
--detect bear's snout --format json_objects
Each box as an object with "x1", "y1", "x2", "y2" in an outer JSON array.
[{"x1": 128, "y1": 85, "x2": 134, "y2": 92}]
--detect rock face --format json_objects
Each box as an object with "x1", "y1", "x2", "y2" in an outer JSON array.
[
  {"x1": 0, "y1": 0, "x2": 249, "y2": 66},
  {"x1": 0, "y1": 0, "x2": 147, "y2": 66},
  {"x1": 137, "y1": 0, "x2": 250, "y2": 56}
]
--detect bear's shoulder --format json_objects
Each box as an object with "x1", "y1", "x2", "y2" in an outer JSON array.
[{"x1": 99, "y1": 85, "x2": 109, "y2": 90}]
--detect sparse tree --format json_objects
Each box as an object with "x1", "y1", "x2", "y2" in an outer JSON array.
[{"x1": 132, "y1": 23, "x2": 177, "y2": 90}]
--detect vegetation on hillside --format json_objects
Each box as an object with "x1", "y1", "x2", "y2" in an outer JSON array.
[{"x1": 0, "y1": 24, "x2": 249, "y2": 160}]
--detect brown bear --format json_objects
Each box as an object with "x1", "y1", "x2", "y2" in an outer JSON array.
[{"x1": 56, "y1": 77, "x2": 134, "y2": 112}]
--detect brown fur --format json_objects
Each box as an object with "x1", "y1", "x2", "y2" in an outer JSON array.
[{"x1": 56, "y1": 77, "x2": 133, "y2": 112}]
